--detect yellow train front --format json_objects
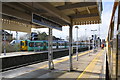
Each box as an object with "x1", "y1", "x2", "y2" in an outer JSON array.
[{"x1": 20, "y1": 40, "x2": 28, "y2": 51}]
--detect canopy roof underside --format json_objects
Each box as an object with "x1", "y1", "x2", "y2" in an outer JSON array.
[{"x1": 1, "y1": 1, "x2": 102, "y2": 32}]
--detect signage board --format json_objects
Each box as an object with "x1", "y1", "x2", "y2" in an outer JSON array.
[{"x1": 32, "y1": 13, "x2": 62, "y2": 31}]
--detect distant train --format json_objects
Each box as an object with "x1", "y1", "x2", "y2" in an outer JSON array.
[{"x1": 20, "y1": 40, "x2": 89, "y2": 51}]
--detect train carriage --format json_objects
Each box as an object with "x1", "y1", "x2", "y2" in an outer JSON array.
[
  {"x1": 106, "y1": 1, "x2": 120, "y2": 80},
  {"x1": 20, "y1": 40, "x2": 68, "y2": 51},
  {"x1": 27, "y1": 40, "x2": 48, "y2": 51}
]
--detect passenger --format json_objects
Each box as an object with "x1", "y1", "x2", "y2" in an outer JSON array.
[{"x1": 101, "y1": 44, "x2": 104, "y2": 49}]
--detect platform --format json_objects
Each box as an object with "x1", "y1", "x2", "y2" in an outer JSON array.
[
  {"x1": 2, "y1": 49, "x2": 106, "y2": 80},
  {"x1": 0, "y1": 49, "x2": 69, "y2": 58}
]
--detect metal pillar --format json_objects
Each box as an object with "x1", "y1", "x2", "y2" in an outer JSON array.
[
  {"x1": 85, "y1": 29, "x2": 87, "y2": 47},
  {"x1": 48, "y1": 28, "x2": 54, "y2": 70},
  {"x1": 91, "y1": 30, "x2": 97, "y2": 52},
  {"x1": 75, "y1": 26, "x2": 79, "y2": 61},
  {"x1": 93, "y1": 35, "x2": 95, "y2": 52},
  {"x1": 69, "y1": 25, "x2": 73, "y2": 71},
  {"x1": 16, "y1": 31, "x2": 18, "y2": 52},
  {"x1": 99, "y1": 24, "x2": 100, "y2": 38},
  {"x1": 3, "y1": 30, "x2": 6, "y2": 55},
  {"x1": 89, "y1": 37, "x2": 91, "y2": 56},
  {"x1": 16, "y1": 31, "x2": 18, "y2": 40}
]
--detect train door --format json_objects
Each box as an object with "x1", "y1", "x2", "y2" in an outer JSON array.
[
  {"x1": 56, "y1": 42, "x2": 59, "y2": 49},
  {"x1": 43, "y1": 41, "x2": 48, "y2": 50},
  {"x1": 117, "y1": 34, "x2": 120, "y2": 80},
  {"x1": 65, "y1": 42, "x2": 67, "y2": 48},
  {"x1": 117, "y1": 2, "x2": 120, "y2": 79}
]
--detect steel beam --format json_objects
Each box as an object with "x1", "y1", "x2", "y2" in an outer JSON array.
[
  {"x1": 69, "y1": 13, "x2": 99, "y2": 19},
  {"x1": 56, "y1": 2, "x2": 97, "y2": 10},
  {"x1": 75, "y1": 26, "x2": 79, "y2": 61},
  {"x1": 86, "y1": 7, "x2": 91, "y2": 14},
  {"x1": 35, "y1": 2, "x2": 71, "y2": 24},
  {"x1": 48, "y1": 28, "x2": 54, "y2": 70},
  {"x1": 2, "y1": 20, "x2": 31, "y2": 33},
  {"x1": 2, "y1": 5, "x2": 31, "y2": 22}
]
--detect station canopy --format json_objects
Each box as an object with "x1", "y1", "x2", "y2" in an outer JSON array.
[{"x1": 1, "y1": 1, "x2": 102, "y2": 33}]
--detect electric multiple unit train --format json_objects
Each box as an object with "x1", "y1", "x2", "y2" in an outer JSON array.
[
  {"x1": 20, "y1": 40, "x2": 89, "y2": 51},
  {"x1": 106, "y1": 1, "x2": 120, "y2": 80}
]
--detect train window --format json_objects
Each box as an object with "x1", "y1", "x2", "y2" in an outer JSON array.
[
  {"x1": 118, "y1": 24, "x2": 120, "y2": 32},
  {"x1": 43, "y1": 42, "x2": 47, "y2": 46},
  {"x1": 118, "y1": 34, "x2": 120, "y2": 53},
  {"x1": 59, "y1": 42, "x2": 63, "y2": 46},
  {"x1": 118, "y1": 34, "x2": 120, "y2": 77},
  {"x1": 45, "y1": 42, "x2": 48, "y2": 46},
  {"x1": 53, "y1": 42, "x2": 56, "y2": 46},
  {"x1": 118, "y1": 2, "x2": 120, "y2": 30},
  {"x1": 60, "y1": 43, "x2": 63, "y2": 46},
  {"x1": 113, "y1": 6, "x2": 118, "y2": 39},
  {"x1": 29, "y1": 42, "x2": 34, "y2": 47},
  {"x1": 20, "y1": 41, "x2": 24, "y2": 46},
  {"x1": 57, "y1": 43, "x2": 60, "y2": 46},
  {"x1": 35, "y1": 42, "x2": 43, "y2": 47}
]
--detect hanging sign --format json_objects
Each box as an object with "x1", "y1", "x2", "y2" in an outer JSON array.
[{"x1": 32, "y1": 13, "x2": 62, "y2": 31}]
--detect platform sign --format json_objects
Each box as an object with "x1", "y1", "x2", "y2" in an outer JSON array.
[{"x1": 32, "y1": 13, "x2": 62, "y2": 31}]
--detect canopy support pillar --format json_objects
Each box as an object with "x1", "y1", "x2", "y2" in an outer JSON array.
[
  {"x1": 48, "y1": 28, "x2": 54, "y2": 70},
  {"x1": 69, "y1": 24, "x2": 73, "y2": 71}
]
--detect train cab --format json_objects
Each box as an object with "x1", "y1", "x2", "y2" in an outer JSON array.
[{"x1": 20, "y1": 40, "x2": 28, "y2": 51}]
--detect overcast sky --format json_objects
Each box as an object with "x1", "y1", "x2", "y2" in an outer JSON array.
[{"x1": 8, "y1": 0, "x2": 114, "y2": 41}]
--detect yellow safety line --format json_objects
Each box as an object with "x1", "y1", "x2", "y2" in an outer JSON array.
[
  {"x1": 32, "y1": 50, "x2": 92, "y2": 71},
  {"x1": 54, "y1": 50, "x2": 92, "y2": 64},
  {"x1": 76, "y1": 50, "x2": 103, "y2": 80}
]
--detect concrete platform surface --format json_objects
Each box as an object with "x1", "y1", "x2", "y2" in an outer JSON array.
[{"x1": 2, "y1": 49, "x2": 106, "y2": 80}]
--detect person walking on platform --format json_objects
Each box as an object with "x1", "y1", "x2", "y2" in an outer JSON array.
[{"x1": 101, "y1": 44, "x2": 104, "y2": 49}]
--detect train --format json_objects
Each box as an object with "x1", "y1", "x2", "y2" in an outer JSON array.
[
  {"x1": 106, "y1": 1, "x2": 120, "y2": 80},
  {"x1": 20, "y1": 40, "x2": 90, "y2": 51}
]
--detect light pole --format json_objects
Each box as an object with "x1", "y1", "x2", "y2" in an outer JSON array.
[
  {"x1": 89, "y1": 37, "x2": 91, "y2": 56},
  {"x1": 16, "y1": 31, "x2": 18, "y2": 41},
  {"x1": 91, "y1": 29, "x2": 97, "y2": 52},
  {"x1": 98, "y1": 24, "x2": 100, "y2": 38},
  {"x1": 98, "y1": 24, "x2": 101, "y2": 48},
  {"x1": 16, "y1": 31, "x2": 18, "y2": 52},
  {"x1": 85, "y1": 29, "x2": 87, "y2": 47},
  {"x1": 75, "y1": 26, "x2": 79, "y2": 61}
]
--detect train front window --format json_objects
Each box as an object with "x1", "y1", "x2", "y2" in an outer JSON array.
[{"x1": 20, "y1": 41, "x2": 24, "y2": 46}]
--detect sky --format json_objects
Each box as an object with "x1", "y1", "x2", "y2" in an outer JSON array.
[{"x1": 7, "y1": 0, "x2": 115, "y2": 41}]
